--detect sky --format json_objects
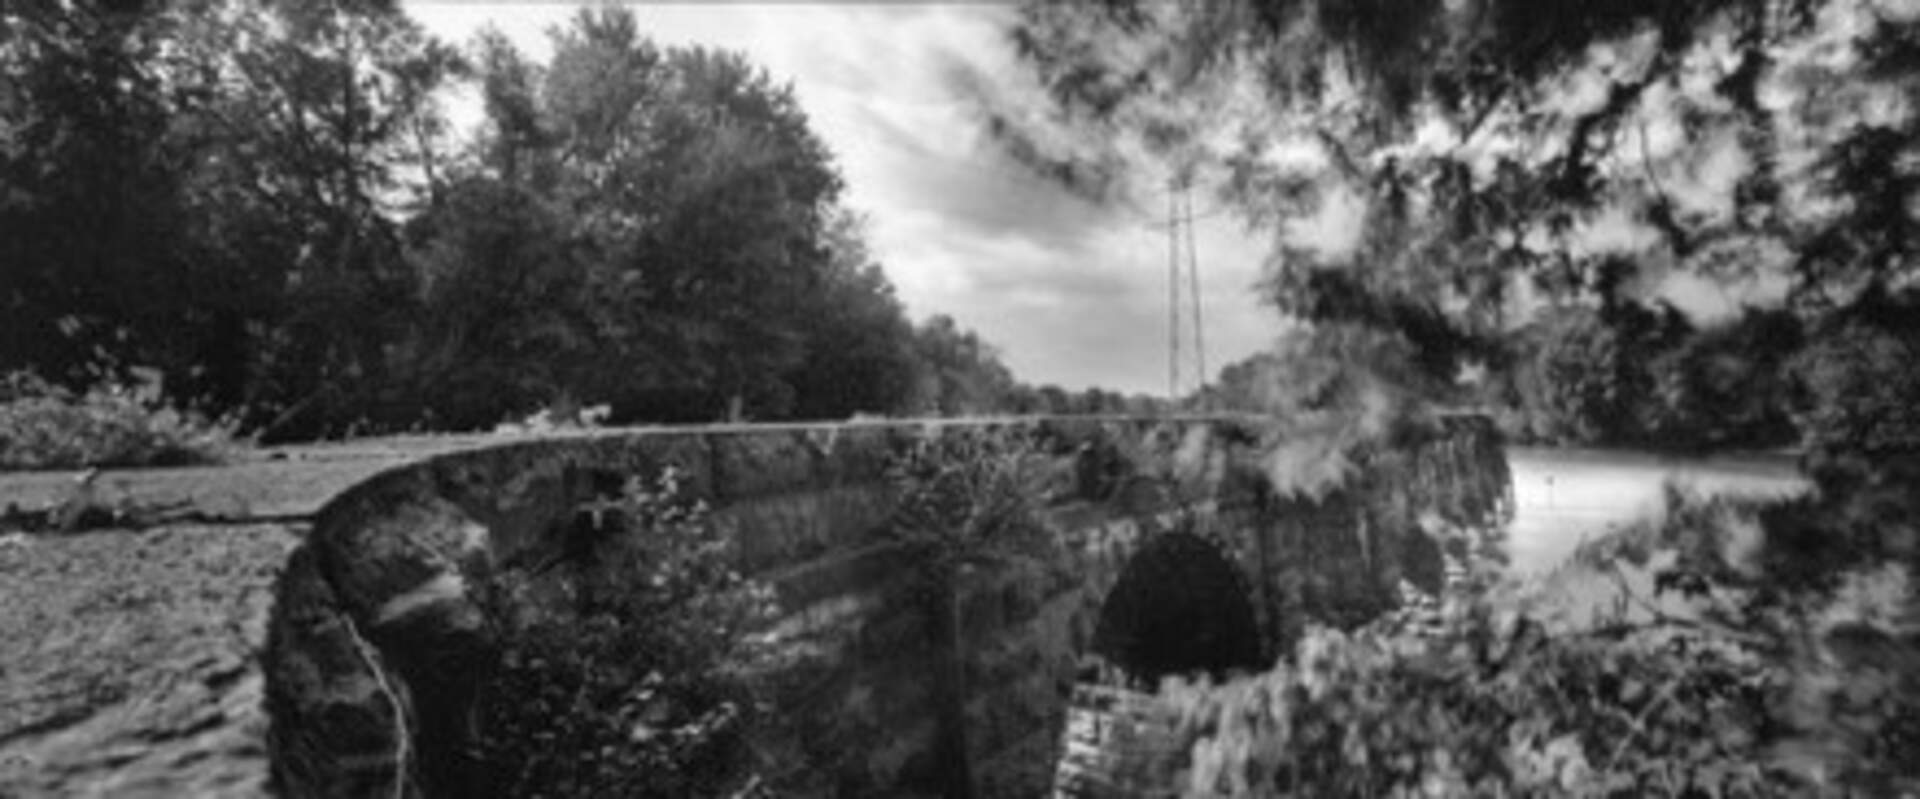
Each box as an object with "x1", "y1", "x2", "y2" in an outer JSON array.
[{"x1": 403, "y1": 2, "x2": 1282, "y2": 397}]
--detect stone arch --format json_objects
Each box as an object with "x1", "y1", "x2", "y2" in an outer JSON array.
[{"x1": 1089, "y1": 531, "x2": 1265, "y2": 687}]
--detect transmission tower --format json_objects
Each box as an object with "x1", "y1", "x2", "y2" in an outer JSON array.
[
  {"x1": 1184, "y1": 188, "x2": 1207, "y2": 402},
  {"x1": 1167, "y1": 187, "x2": 1181, "y2": 400},
  {"x1": 1163, "y1": 180, "x2": 1209, "y2": 403}
]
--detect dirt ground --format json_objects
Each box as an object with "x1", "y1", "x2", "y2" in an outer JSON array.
[
  {"x1": 0, "y1": 523, "x2": 299, "y2": 797},
  {"x1": 0, "y1": 434, "x2": 503, "y2": 798}
]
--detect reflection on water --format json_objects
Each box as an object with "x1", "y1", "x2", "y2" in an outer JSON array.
[{"x1": 1504, "y1": 447, "x2": 1811, "y2": 576}]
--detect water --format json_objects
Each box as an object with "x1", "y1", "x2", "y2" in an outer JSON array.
[{"x1": 1503, "y1": 447, "x2": 1811, "y2": 576}]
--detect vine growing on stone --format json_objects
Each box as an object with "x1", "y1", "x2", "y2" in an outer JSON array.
[{"x1": 469, "y1": 467, "x2": 782, "y2": 798}]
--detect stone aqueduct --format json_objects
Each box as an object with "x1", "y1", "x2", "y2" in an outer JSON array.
[{"x1": 262, "y1": 413, "x2": 1508, "y2": 797}]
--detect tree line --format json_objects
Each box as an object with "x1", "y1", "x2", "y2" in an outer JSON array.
[
  {"x1": 1, "y1": 1, "x2": 1140, "y2": 443},
  {"x1": 1204, "y1": 303, "x2": 1810, "y2": 453}
]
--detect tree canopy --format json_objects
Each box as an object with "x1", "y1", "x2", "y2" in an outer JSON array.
[
  {"x1": 411, "y1": 9, "x2": 851, "y2": 424},
  {"x1": 994, "y1": 0, "x2": 1920, "y2": 457},
  {"x1": 1, "y1": 2, "x2": 1055, "y2": 438},
  {"x1": 3, "y1": 0, "x2": 461, "y2": 435}
]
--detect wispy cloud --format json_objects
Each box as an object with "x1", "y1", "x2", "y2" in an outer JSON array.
[{"x1": 405, "y1": 1, "x2": 1284, "y2": 394}]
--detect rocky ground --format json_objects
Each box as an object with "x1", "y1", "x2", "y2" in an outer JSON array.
[
  {"x1": 0, "y1": 436, "x2": 497, "y2": 798},
  {"x1": 0, "y1": 523, "x2": 299, "y2": 797}
]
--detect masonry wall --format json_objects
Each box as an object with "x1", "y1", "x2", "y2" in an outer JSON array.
[
  {"x1": 262, "y1": 413, "x2": 1504, "y2": 797},
  {"x1": 261, "y1": 416, "x2": 1272, "y2": 798}
]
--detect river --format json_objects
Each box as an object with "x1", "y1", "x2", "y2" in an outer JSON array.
[{"x1": 1503, "y1": 447, "x2": 1812, "y2": 575}]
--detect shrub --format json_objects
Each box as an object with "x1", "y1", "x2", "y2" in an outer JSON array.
[
  {"x1": 0, "y1": 369, "x2": 239, "y2": 470},
  {"x1": 882, "y1": 425, "x2": 1057, "y2": 798},
  {"x1": 1789, "y1": 317, "x2": 1920, "y2": 460},
  {"x1": 1161, "y1": 616, "x2": 1790, "y2": 797},
  {"x1": 1137, "y1": 488, "x2": 1920, "y2": 797},
  {"x1": 1641, "y1": 310, "x2": 1803, "y2": 453},
  {"x1": 469, "y1": 467, "x2": 782, "y2": 798},
  {"x1": 1515, "y1": 309, "x2": 1642, "y2": 446}
]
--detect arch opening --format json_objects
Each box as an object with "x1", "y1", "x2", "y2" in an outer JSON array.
[{"x1": 1089, "y1": 532, "x2": 1264, "y2": 688}]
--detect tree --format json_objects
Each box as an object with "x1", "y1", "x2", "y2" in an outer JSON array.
[
  {"x1": 884, "y1": 429, "x2": 1053, "y2": 799},
  {"x1": 421, "y1": 10, "x2": 849, "y2": 424},
  {"x1": 1515, "y1": 308, "x2": 1636, "y2": 445},
  {"x1": 781, "y1": 211, "x2": 922, "y2": 419},
  {"x1": 1034, "y1": 384, "x2": 1073, "y2": 415},
  {"x1": 472, "y1": 469, "x2": 777, "y2": 797},
  {"x1": 1789, "y1": 294, "x2": 1920, "y2": 461},
  {"x1": 1503, "y1": 300, "x2": 1692, "y2": 446},
  {"x1": 1, "y1": 0, "x2": 463, "y2": 438},
  {"x1": 170, "y1": 0, "x2": 461, "y2": 436},
  {"x1": 469, "y1": 27, "x2": 547, "y2": 186},
  {"x1": 1, "y1": 1, "x2": 210, "y2": 394},
  {"x1": 1645, "y1": 307, "x2": 1803, "y2": 450},
  {"x1": 1206, "y1": 352, "x2": 1288, "y2": 414},
  {"x1": 992, "y1": 0, "x2": 1920, "y2": 450},
  {"x1": 539, "y1": 12, "x2": 844, "y2": 420},
  {"x1": 908, "y1": 315, "x2": 1020, "y2": 416},
  {"x1": 398, "y1": 175, "x2": 587, "y2": 429}
]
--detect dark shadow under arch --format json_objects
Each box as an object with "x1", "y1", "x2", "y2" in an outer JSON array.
[{"x1": 1090, "y1": 532, "x2": 1264, "y2": 687}]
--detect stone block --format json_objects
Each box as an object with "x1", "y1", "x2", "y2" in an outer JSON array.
[
  {"x1": 757, "y1": 538, "x2": 914, "y2": 611},
  {"x1": 717, "y1": 492, "x2": 839, "y2": 574},
  {"x1": 1031, "y1": 416, "x2": 1106, "y2": 449},
  {"x1": 715, "y1": 486, "x2": 897, "y2": 578},
  {"x1": 709, "y1": 429, "x2": 823, "y2": 501},
  {"x1": 975, "y1": 727, "x2": 1064, "y2": 799},
  {"x1": 861, "y1": 718, "x2": 939, "y2": 794},
  {"x1": 582, "y1": 431, "x2": 716, "y2": 499},
  {"x1": 264, "y1": 547, "x2": 416, "y2": 799},
  {"x1": 808, "y1": 423, "x2": 908, "y2": 487},
  {"x1": 967, "y1": 668, "x2": 1063, "y2": 760},
  {"x1": 311, "y1": 493, "x2": 488, "y2": 623},
  {"x1": 856, "y1": 601, "x2": 931, "y2": 660},
  {"x1": 764, "y1": 589, "x2": 886, "y2": 654}
]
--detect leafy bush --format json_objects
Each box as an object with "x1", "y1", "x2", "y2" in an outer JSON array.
[
  {"x1": 1132, "y1": 488, "x2": 1920, "y2": 797},
  {"x1": 470, "y1": 467, "x2": 782, "y2": 798},
  {"x1": 0, "y1": 370, "x2": 239, "y2": 470},
  {"x1": 1513, "y1": 309, "x2": 1655, "y2": 446},
  {"x1": 885, "y1": 426, "x2": 1056, "y2": 568},
  {"x1": 882, "y1": 425, "x2": 1057, "y2": 798},
  {"x1": 1643, "y1": 310, "x2": 1803, "y2": 453},
  {"x1": 1163, "y1": 615, "x2": 1791, "y2": 797},
  {"x1": 1789, "y1": 317, "x2": 1920, "y2": 460},
  {"x1": 1499, "y1": 303, "x2": 1811, "y2": 453}
]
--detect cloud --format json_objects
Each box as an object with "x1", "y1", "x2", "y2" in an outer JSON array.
[
  {"x1": 888, "y1": 209, "x2": 1280, "y2": 395},
  {"x1": 404, "y1": 1, "x2": 1288, "y2": 394},
  {"x1": 877, "y1": 146, "x2": 1116, "y2": 255}
]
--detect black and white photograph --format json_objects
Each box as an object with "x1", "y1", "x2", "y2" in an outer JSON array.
[{"x1": 2, "y1": 0, "x2": 1916, "y2": 795}]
